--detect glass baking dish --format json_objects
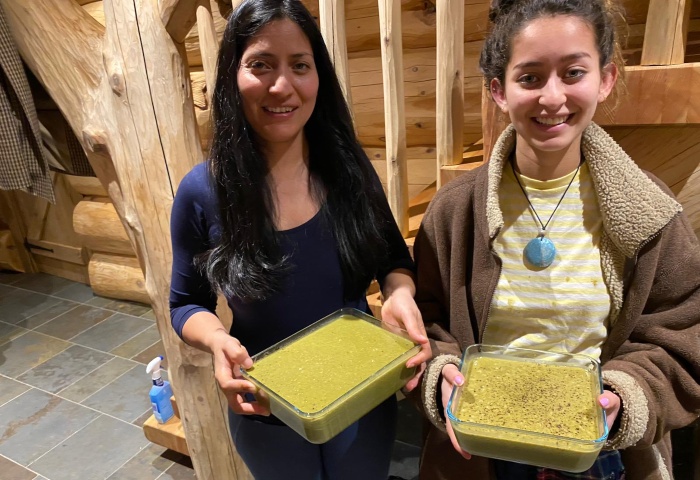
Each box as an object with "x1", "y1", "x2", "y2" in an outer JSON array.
[
  {"x1": 241, "y1": 308, "x2": 420, "y2": 444},
  {"x1": 447, "y1": 344, "x2": 608, "y2": 472}
]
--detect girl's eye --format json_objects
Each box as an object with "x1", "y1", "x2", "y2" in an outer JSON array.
[
  {"x1": 517, "y1": 74, "x2": 538, "y2": 85},
  {"x1": 566, "y1": 69, "x2": 586, "y2": 79}
]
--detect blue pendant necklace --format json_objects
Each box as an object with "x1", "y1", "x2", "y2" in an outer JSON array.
[{"x1": 511, "y1": 157, "x2": 582, "y2": 268}]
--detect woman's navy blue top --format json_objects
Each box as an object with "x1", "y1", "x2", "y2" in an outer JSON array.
[{"x1": 169, "y1": 162, "x2": 414, "y2": 356}]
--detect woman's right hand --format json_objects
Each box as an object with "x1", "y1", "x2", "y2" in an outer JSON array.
[
  {"x1": 207, "y1": 328, "x2": 271, "y2": 416},
  {"x1": 441, "y1": 364, "x2": 471, "y2": 460}
]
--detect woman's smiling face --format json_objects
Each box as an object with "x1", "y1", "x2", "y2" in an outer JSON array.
[
  {"x1": 237, "y1": 18, "x2": 319, "y2": 150},
  {"x1": 490, "y1": 15, "x2": 617, "y2": 155}
]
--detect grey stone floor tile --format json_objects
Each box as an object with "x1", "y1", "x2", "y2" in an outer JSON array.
[
  {"x1": 158, "y1": 455, "x2": 195, "y2": 480},
  {"x1": 30, "y1": 415, "x2": 150, "y2": 480},
  {"x1": 10, "y1": 274, "x2": 75, "y2": 295},
  {"x1": 140, "y1": 309, "x2": 157, "y2": 320},
  {"x1": 51, "y1": 282, "x2": 97, "y2": 303},
  {"x1": 111, "y1": 324, "x2": 162, "y2": 359},
  {"x1": 0, "y1": 321, "x2": 28, "y2": 346},
  {"x1": 0, "y1": 389, "x2": 100, "y2": 465},
  {"x1": 132, "y1": 340, "x2": 168, "y2": 367},
  {"x1": 17, "y1": 345, "x2": 114, "y2": 394},
  {"x1": 0, "y1": 284, "x2": 15, "y2": 298},
  {"x1": 71, "y1": 313, "x2": 153, "y2": 353},
  {"x1": 34, "y1": 304, "x2": 113, "y2": 340},
  {"x1": 0, "y1": 375, "x2": 31, "y2": 406},
  {"x1": 33, "y1": 476, "x2": 48, "y2": 480},
  {"x1": 389, "y1": 441, "x2": 420, "y2": 480},
  {"x1": 0, "y1": 272, "x2": 22, "y2": 285},
  {"x1": 58, "y1": 356, "x2": 138, "y2": 404},
  {"x1": 81, "y1": 365, "x2": 153, "y2": 422},
  {"x1": 0, "y1": 291, "x2": 63, "y2": 325},
  {"x1": 105, "y1": 443, "x2": 174, "y2": 480},
  {"x1": 132, "y1": 409, "x2": 153, "y2": 427},
  {"x1": 0, "y1": 331, "x2": 70, "y2": 378},
  {"x1": 15, "y1": 300, "x2": 79, "y2": 330},
  {"x1": 0, "y1": 454, "x2": 36, "y2": 480},
  {"x1": 87, "y1": 297, "x2": 151, "y2": 316}
]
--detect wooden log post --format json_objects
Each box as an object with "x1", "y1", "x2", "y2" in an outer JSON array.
[
  {"x1": 73, "y1": 199, "x2": 135, "y2": 256},
  {"x1": 435, "y1": 0, "x2": 464, "y2": 187},
  {"x1": 88, "y1": 253, "x2": 149, "y2": 303},
  {"x1": 378, "y1": 0, "x2": 409, "y2": 236},
  {"x1": 0, "y1": 0, "x2": 249, "y2": 478},
  {"x1": 319, "y1": 0, "x2": 353, "y2": 110},
  {"x1": 641, "y1": 0, "x2": 692, "y2": 66},
  {"x1": 196, "y1": 0, "x2": 219, "y2": 107}
]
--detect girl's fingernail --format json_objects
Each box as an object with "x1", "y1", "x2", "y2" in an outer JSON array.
[
  {"x1": 600, "y1": 397, "x2": 610, "y2": 408},
  {"x1": 455, "y1": 376, "x2": 464, "y2": 386}
]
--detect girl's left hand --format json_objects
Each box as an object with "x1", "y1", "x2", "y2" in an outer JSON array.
[
  {"x1": 381, "y1": 288, "x2": 432, "y2": 392},
  {"x1": 598, "y1": 390, "x2": 621, "y2": 430}
]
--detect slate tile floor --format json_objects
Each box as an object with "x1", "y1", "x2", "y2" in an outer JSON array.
[{"x1": 0, "y1": 272, "x2": 423, "y2": 480}]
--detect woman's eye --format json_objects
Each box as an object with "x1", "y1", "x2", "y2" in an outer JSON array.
[
  {"x1": 249, "y1": 60, "x2": 268, "y2": 70},
  {"x1": 293, "y1": 63, "x2": 311, "y2": 72}
]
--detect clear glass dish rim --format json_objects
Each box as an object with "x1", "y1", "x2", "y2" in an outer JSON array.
[
  {"x1": 446, "y1": 343, "x2": 610, "y2": 446},
  {"x1": 240, "y1": 307, "x2": 420, "y2": 419}
]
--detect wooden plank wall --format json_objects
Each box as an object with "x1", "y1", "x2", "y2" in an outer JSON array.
[{"x1": 60, "y1": 0, "x2": 700, "y2": 229}]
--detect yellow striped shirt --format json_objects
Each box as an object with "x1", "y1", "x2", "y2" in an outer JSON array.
[{"x1": 483, "y1": 162, "x2": 611, "y2": 360}]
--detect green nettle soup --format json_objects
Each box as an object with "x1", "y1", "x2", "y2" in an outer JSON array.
[
  {"x1": 247, "y1": 315, "x2": 415, "y2": 413},
  {"x1": 456, "y1": 356, "x2": 599, "y2": 440}
]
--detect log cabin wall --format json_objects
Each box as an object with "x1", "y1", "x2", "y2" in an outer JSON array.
[{"x1": 72, "y1": 0, "x2": 700, "y2": 232}]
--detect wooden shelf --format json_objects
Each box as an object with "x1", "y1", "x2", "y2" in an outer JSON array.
[{"x1": 142, "y1": 414, "x2": 189, "y2": 457}]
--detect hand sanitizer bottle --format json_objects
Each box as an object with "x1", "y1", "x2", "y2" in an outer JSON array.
[{"x1": 146, "y1": 356, "x2": 174, "y2": 424}]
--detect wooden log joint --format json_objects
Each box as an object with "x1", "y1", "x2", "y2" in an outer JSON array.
[{"x1": 81, "y1": 127, "x2": 108, "y2": 153}]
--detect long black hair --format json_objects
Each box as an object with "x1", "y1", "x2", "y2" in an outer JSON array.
[{"x1": 203, "y1": 0, "x2": 390, "y2": 302}]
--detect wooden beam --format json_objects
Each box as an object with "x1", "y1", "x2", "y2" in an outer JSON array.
[
  {"x1": 0, "y1": 191, "x2": 37, "y2": 273},
  {"x1": 1, "y1": 0, "x2": 248, "y2": 478},
  {"x1": 436, "y1": 0, "x2": 464, "y2": 182},
  {"x1": 378, "y1": 0, "x2": 409, "y2": 236},
  {"x1": 641, "y1": 0, "x2": 692, "y2": 66},
  {"x1": 196, "y1": 0, "x2": 219, "y2": 107},
  {"x1": 319, "y1": 0, "x2": 353, "y2": 110},
  {"x1": 594, "y1": 63, "x2": 700, "y2": 126},
  {"x1": 160, "y1": 0, "x2": 199, "y2": 43}
]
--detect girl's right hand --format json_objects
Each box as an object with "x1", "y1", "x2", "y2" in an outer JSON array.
[
  {"x1": 207, "y1": 329, "x2": 271, "y2": 416},
  {"x1": 441, "y1": 363, "x2": 471, "y2": 460}
]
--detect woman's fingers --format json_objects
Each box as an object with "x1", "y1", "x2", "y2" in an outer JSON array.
[
  {"x1": 598, "y1": 390, "x2": 621, "y2": 430},
  {"x1": 227, "y1": 392, "x2": 271, "y2": 416},
  {"x1": 440, "y1": 367, "x2": 471, "y2": 459},
  {"x1": 403, "y1": 362, "x2": 426, "y2": 393}
]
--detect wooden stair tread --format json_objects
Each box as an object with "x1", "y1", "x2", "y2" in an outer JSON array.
[{"x1": 143, "y1": 414, "x2": 189, "y2": 457}]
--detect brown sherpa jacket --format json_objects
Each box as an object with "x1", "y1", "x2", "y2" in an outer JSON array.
[{"x1": 414, "y1": 123, "x2": 700, "y2": 480}]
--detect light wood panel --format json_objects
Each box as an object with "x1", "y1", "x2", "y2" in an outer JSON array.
[
  {"x1": 378, "y1": 0, "x2": 409, "y2": 235},
  {"x1": 88, "y1": 253, "x2": 149, "y2": 304},
  {"x1": 641, "y1": 0, "x2": 692, "y2": 65}
]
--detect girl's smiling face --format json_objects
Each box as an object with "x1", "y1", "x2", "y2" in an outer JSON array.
[{"x1": 490, "y1": 15, "x2": 617, "y2": 156}]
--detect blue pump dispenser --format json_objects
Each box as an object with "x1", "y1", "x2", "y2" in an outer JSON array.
[{"x1": 146, "y1": 356, "x2": 174, "y2": 423}]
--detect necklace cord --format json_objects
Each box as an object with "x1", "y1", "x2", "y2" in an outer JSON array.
[{"x1": 510, "y1": 158, "x2": 582, "y2": 234}]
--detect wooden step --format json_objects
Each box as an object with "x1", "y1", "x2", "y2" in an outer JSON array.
[{"x1": 143, "y1": 414, "x2": 189, "y2": 456}]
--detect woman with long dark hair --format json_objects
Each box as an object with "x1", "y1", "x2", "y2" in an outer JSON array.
[{"x1": 169, "y1": 0, "x2": 430, "y2": 477}]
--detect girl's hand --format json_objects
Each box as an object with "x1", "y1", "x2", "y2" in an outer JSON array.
[
  {"x1": 598, "y1": 390, "x2": 621, "y2": 430},
  {"x1": 207, "y1": 329, "x2": 270, "y2": 416},
  {"x1": 441, "y1": 364, "x2": 471, "y2": 460},
  {"x1": 381, "y1": 288, "x2": 432, "y2": 391}
]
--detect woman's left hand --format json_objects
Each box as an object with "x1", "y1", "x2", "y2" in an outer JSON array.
[
  {"x1": 598, "y1": 390, "x2": 621, "y2": 430},
  {"x1": 381, "y1": 287, "x2": 432, "y2": 392}
]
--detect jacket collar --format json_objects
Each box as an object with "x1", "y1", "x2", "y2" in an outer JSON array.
[{"x1": 484, "y1": 122, "x2": 682, "y2": 258}]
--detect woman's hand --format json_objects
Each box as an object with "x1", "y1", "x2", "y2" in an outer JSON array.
[
  {"x1": 441, "y1": 364, "x2": 471, "y2": 459},
  {"x1": 381, "y1": 286, "x2": 432, "y2": 392},
  {"x1": 206, "y1": 328, "x2": 270, "y2": 416},
  {"x1": 598, "y1": 390, "x2": 621, "y2": 430}
]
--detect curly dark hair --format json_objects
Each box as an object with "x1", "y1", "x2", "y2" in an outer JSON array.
[{"x1": 480, "y1": 0, "x2": 625, "y2": 88}]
